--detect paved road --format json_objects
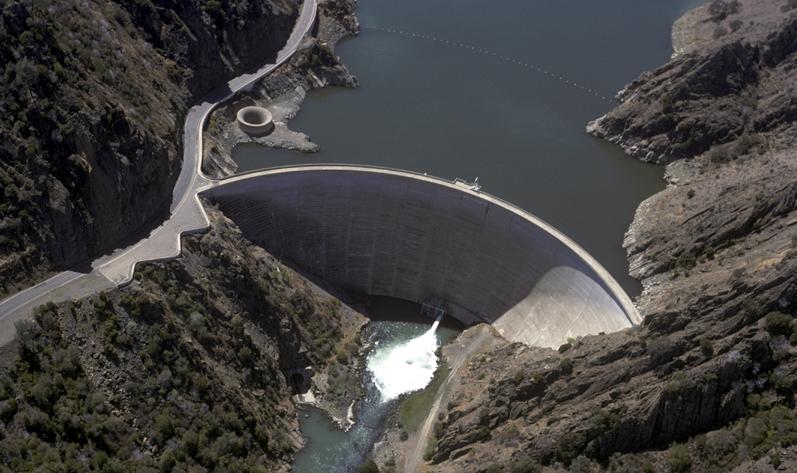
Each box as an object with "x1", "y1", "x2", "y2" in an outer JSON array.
[{"x1": 0, "y1": 0, "x2": 317, "y2": 347}]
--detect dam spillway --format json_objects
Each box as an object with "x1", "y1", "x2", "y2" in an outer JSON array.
[{"x1": 203, "y1": 166, "x2": 640, "y2": 348}]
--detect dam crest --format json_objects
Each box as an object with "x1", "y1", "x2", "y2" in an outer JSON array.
[{"x1": 203, "y1": 165, "x2": 640, "y2": 349}]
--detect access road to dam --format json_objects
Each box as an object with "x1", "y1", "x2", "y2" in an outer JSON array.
[{"x1": 0, "y1": 0, "x2": 318, "y2": 347}]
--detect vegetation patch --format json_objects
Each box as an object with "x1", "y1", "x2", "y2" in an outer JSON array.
[
  {"x1": 398, "y1": 361, "x2": 450, "y2": 433},
  {"x1": 0, "y1": 213, "x2": 364, "y2": 471}
]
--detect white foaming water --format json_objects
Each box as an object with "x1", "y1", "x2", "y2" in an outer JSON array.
[{"x1": 367, "y1": 318, "x2": 441, "y2": 402}]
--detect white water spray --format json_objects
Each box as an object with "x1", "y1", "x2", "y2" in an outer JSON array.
[{"x1": 367, "y1": 315, "x2": 443, "y2": 402}]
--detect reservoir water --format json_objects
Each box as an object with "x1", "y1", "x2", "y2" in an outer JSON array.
[{"x1": 234, "y1": 0, "x2": 702, "y2": 296}]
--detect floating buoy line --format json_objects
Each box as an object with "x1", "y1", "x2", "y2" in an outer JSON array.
[{"x1": 363, "y1": 26, "x2": 615, "y2": 103}]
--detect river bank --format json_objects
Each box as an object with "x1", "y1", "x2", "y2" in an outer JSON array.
[
  {"x1": 375, "y1": 324, "x2": 501, "y2": 473},
  {"x1": 292, "y1": 297, "x2": 463, "y2": 472}
]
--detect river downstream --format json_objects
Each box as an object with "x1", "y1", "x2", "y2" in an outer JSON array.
[{"x1": 293, "y1": 298, "x2": 460, "y2": 472}]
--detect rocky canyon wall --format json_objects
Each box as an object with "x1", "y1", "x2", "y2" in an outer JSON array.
[{"x1": 0, "y1": 0, "x2": 300, "y2": 295}]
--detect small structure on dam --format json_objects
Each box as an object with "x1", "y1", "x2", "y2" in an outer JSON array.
[
  {"x1": 236, "y1": 106, "x2": 274, "y2": 136},
  {"x1": 204, "y1": 166, "x2": 641, "y2": 349}
]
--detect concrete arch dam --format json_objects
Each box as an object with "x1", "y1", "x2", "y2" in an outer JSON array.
[{"x1": 203, "y1": 166, "x2": 641, "y2": 349}]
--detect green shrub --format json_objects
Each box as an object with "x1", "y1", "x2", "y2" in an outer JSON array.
[
  {"x1": 0, "y1": 399, "x2": 17, "y2": 421},
  {"x1": 570, "y1": 456, "x2": 596, "y2": 473},
  {"x1": 359, "y1": 459, "x2": 379, "y2": 473},
  {"x1": 433, "y1": 421, "x2": 444, "y2": 438},
  {"x1": 513, "y1": 370, "x2": 525, "y2": 383},
  {"x1": 555, "y1": 431, "x2": 586, "y2": 464},
  {"x1": 231, "y1": 315, "x2": 246, "y2": 338},
  {"x1": 423, "y1": 439, "x2": 435, "y2": 461},
  {"x1": 237, "y1": 346, "x2": 253, "y2": 365},
  {"x1": 668, "y1": 444, "x2": 692, "y2": 473},
  {"x1": 764, "y1": 312, "x2": 794, "y2": 337},
  {"x1": 154, "y1": 409, "x2": 175, "y2": 441},
  {"x1": 661, "y1": 94, "x2": 675, "y2": 113},
  {"x1": 589, "y1": 409, "x2": 621, "y2": 436},
  {"x1": 699, "y1": 337, "x2": 714, "y2": 356},
  {"x1": 122, "y1": 293, "x2": 163, "y2": 322},
  {"x1": 743, "y1": 417, "x2": 768, "y2": 453},
  {"x1": 675, "y1": 251, "x2": 698, "y2": 270},
  {"x1": 511, "y1": 456, "x2": 541, "y2": 473},
  {"x1": 734, "y1": 133, "x2": 760, "y2": 154},
  {"x1": 559, "y1": 358, "x2": 573, "y2": 375},
  {"x1": 665, "y1": 371, "x2": 692, "y2": 396},
  {"x1": 770, "y1": 372, "x2": 797, "y2": 396}
]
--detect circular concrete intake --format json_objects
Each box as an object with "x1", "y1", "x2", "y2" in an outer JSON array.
[{"x1": 236, "y1": 106, "x2": 274, "y2": 136}]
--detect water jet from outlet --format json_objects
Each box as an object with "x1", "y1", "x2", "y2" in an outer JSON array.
[{"x1": 367, "y1": 314, "x2": 443, "y2": 402}]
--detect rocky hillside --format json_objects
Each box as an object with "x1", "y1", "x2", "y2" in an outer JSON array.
[
  {"x1": 0, "y1": 206, "x2": 365, "y2": 471},
  {"x1": 0, "y1": 0, "x2": 299, "y2": 296},
  {"x1": 387, "y1": 1, "x2": 797, "y2": 472},
  {"x1": 587, "y1": 0, "x2": 797, "y2": 166}
]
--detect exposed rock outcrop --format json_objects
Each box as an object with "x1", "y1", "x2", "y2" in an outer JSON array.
[{"x1": 587, "y1": 0, "x2": 797, "y2": 165}]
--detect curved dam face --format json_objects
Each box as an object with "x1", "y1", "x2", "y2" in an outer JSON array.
[{"x1": 203, "y1": 166, "x2": 640, "y2": 349}]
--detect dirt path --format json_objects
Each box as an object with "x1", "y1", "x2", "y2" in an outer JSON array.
[{"x1": 404, "y1": 324, "x2": 498, "y2": 473}]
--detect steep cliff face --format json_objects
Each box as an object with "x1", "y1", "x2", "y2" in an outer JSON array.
[
  {"x1": 398, "y1": 1, "x2": 797, "y2": 472},
  {"x1": 0, "y1": 0, "x2": 300, "y2": 296},
  {"x1": 117, "y1": 0, "x2": 300, "y2": 97},
  {"x1": 425, "y1": 273, "x2": 797, "y2": 471},
  {"x1": 0, "y1": 207, "x2": 365, "y2": 471}
]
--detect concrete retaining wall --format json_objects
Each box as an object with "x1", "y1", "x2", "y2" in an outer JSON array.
[{"x1": 203, "y1": 166, "x2": 639, "y2": 348}]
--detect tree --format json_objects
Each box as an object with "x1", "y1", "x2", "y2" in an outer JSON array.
[{"x1": 359, "y1": 459, "x2": 379, "y2": 473}]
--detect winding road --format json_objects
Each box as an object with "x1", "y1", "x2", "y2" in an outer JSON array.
[{"x1": 0, "y1": 0, "x2": 317, "y2": 347}]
